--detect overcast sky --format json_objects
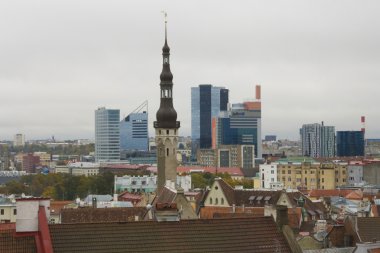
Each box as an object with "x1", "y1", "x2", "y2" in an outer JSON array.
[{"x1": 0, "y1": 0, "x2": 379, "y2": 141}]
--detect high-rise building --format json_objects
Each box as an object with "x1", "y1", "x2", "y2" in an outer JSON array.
[
  {"x1": 13, "y1": 134, "x2": 25, "y2": 147},
  {"x1": 120, "y1": 101, "x2": 148, "y2": 152},
  {"x1": 191, "y1": 85, "x2": 229, "y2": 155},
  {"x1": 212, "y1": 85, "x2": 262, "y2": 159},
  {"x1": 154, "y1": 17, "x2": 180, "y2": 191},
  {"x1": 95, "y1": 107, "x2": 120, "y2": 162},
  {"x1": 336, "y1": 131, "x2": 365, "y2": 157},
  {"x1": 300, "y1": 123, "x2": 335, "y2": 158}
]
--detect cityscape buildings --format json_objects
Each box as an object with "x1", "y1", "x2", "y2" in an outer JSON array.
[
  {"x1": 95, "y1": 107, "x2": 120, "y2": 162},
  {"x1": 120, "y1": 101, "x2": 148, "y2": 152},
  {"x1": 336, "y1": 131, "x2": 365, "y2": 157},
  {"x1": 191, "y1": 84, "x2": 229, "y2": 156},
  {"x1": 300, "y1": 122, "x2": 335, "y2": 158},
  {"x1": 213, "y1": 85, "x2": 262, "y2": 159}
]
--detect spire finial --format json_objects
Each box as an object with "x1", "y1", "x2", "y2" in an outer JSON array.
[{"x1": 161, "y1": 11, "x2": 168, "y2": 43}]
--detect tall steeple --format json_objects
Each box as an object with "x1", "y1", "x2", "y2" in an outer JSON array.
[
  {"x1": 154, "y1": 12, "x2": 180, "y2": 129},
  {"x1": 154, "y1": 12, "x2": 180, "y2": 191}
]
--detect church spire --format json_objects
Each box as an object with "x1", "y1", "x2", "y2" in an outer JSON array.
[{"x1": 154, "y1": 12, "x2": 180, "y2": 129}]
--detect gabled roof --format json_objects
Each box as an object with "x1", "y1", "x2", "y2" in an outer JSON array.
[
  {"x1": 49, "y1": 217, "x2": 292, "y2": 253},
  {"x1": 345, "y1": 190, "x2": 363, "y2": 200},
  {"x1": 308, "y1": 189, "x2": 354, "y2": 199},
  {"x1": 61, "y1": 207, "x2": 147, "y2": 223},
  {"x1": 50, "y1": 201, "x2": 73, "y2": 216},
  {"x1": 356, "y1": 217, "x2": 380, "y2": 242},
  {"x1": 216, "y1": 178, "x2": 282, "y2": 207}
]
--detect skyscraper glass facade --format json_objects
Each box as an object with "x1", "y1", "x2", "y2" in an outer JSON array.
[
  {"x1": 120, "y1": 112, "x2": 148, "y2": 151},
  {"x1": 191, "y1": 85, "x2": 229, "y2": 157},
  {"x1": 300, "y1": 123, "x2": 335, "y2": 158},
  {"x1": 216, "y1": 104, "x2": 262, "y2": 158},
  {"x1": 95, "y1": 107, "x2": 120, "y2": 162},
  {"x1": 337, "y1": 131, "x2": 364, "y2": 157}
]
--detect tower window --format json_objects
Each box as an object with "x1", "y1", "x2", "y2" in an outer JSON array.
[
  {"x1": 167, "y1": 130, "x2": 169, "y2": 135},
  {"x1": 167, "y1": 148, "x2": 169, "y2": 156}
]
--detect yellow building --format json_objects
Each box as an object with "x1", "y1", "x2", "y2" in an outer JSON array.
[
  {"x1": 277, "y1": 160, "x2": 347, "y2": 190},
  {"x1": 34, "y1": 152, "x2": 51, "y2": 167}
]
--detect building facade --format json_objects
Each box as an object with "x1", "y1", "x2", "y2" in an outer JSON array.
[
  {"x1": 347, "y1": 161, "x2": 364, "y2": 186},
  {"x1": 300, "y1": 123, "x2": 335, "y2": 158},
  {"x1": 259, "y1": 163, "x2": 279, "y2": 189},
  {"x1": 191, "y1": 85, "x2": 229, "y2": 156},
  {"x1": 277, "y1": 161, "x2": 347, "y2": 190},
  {"x1": 13, "y1": 134, "x2": 25, "y2": 147},
  {"x1": 120, "y1": 103, "x2": 148, "y2": 152},
  {"x1": 197, "y1": 145, "x2": 255, "y2": 169},
  {"x1": 95, "y1": 107, "x2": 120, "y2": 162},
  {"x1": 336, "y1": 131, "x2": 365, "y2": 157}
]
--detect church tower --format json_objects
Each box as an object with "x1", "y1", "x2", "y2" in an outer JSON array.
[{"x1": 154, "y1": 13, "x2": 180, "y2": 191}]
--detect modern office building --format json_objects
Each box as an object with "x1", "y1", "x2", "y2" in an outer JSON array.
[
  {"x1": 120, "y1": 102, "x2": 148, "y2": 152},
  {"x1": 336, "y1": 131, "x2": 365, "y2": 157},
  {"x1": 191, "y1": 85, "x2": 229, "y2": 156},
  {"x1": 95, "y1": 107, "x2": 120, "y2": 162},
  {"x1": 212, "y1": 85, "x2": 262, "y2": 159},
  {"x1": 300, "y1": 123, "x2": 335, "y2": 158}
]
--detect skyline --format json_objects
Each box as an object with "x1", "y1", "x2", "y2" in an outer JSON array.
[{"x1": 1, "y1": 0, "x2": 379, "y2": 140}]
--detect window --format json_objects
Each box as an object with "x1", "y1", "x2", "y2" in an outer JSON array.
[
  {"x1": 167, "y1": 148, "x2": 169, "y2": 156},
  {"x1": 166, "y1": 130, "x2": 169, "y2": 135},
  {"x1": 0, "y1": 209, "x2": 4, "y2": 215},
  {"x1": 322, "y1": 170, "x2": 324, "y2": 175},
  {"x1": 282, "y1": 170, "x2": 285, "y2": 174},
  {"x1": 271, "y1": 170, "x2": 274, "y2": 174},
  {"x1": 209, "y1": 198, "x2": 213, "y2": 205},
  {"x1": 288, "y1": 177, "x2": 291, "y2": 182},
  {"x1": 288, "y1": 170, "x2": 291, "y2": 174},
  {"x1": 221, "y1": 198, "x2": 224, "y2": 205},
  {"x1": 321, "y1": 178, "x2": 324, "y2": 183},
  {"x1": 13, "y1": 209, "x2": 17, "y2": 215},
  {"x1": 271, "y1": 178, "x2": 275, "y2": 182},
  {"x1": 215, "y1": 198, "x2": 219, "y2": 205}
]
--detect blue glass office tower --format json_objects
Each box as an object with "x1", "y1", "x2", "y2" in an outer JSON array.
[
  {"x1": 216, "y1": 103, "x2": 262, "y2": 158},
  {"x1": 120, "y1": 111, "x2": 148, "y2": 151},
  {"x1": 337, "y1": 131, "x2": 364, "y2": 157},
  {"x1": 191, "y1": 85, "x2": 229, "y2": 156},
  {"x1": 95, "y1": 107, "x2": 120, "y2": 162}
]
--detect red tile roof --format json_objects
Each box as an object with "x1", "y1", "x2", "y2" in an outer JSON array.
[
  {"x1": 146, "y1": 166, "x2": 244, "y2": 177},
  {"x1": 50, "y1": 201, "x2": 73, "y2": 215},
  {"x1": 356, "y1": 217, "x2": 380, "y2": 242},
  {"x1": 61, "y1": 207, "x2": 147, "y2": 223},
  {"x1": 200, "y1": 206, "x2": 264, "y2": 219},
  {"x1": 0, "y1": 224, "x2": 37, "y2": 253},
  {"x1": 308, "y1": 189, "x2": 354, "y2": 199},
  {"x1": 345, "y1": 190, "x2": 363, "y2": 200},
  {"x1": 49, "y1": 217, "x2": 292, "y2": 253}
]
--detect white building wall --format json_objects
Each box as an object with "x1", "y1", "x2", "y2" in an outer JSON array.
[{"x1": 259, "y1": 163, "x2": 278, "y2": 189}]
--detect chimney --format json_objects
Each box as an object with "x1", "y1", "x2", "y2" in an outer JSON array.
[
  {"x1": 276, "y1": 205, "x2": 288, "y2": 230},
  {"x1": 255, "y1": 85, "x2": 261, "y2": 100},
  {"x1": 16, "y1": 198, "x2": 50, "y2": 233},
  {"x1": 361, "y1": 116, "x2": 365, "y2": 133}
]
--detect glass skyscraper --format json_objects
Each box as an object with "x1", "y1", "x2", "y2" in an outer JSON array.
[
  {"x1": 120, "y1": 111, "x2": 148, "y2": 151},
  {"x1": 215, "y1": 103, "x2": 262, "y2": 159},
  {"x1": 95, "y1": 107, "x2": 120, "y2": 162},
  {"x1": 191, "y1": 84, "x2": 229, "y2": 157},
  {"x1": 336, "y1": 131, "x2": 364, "y2": 157},
  {"x1": 300, "y1": 123, "x2": 335, "y2": 158}
]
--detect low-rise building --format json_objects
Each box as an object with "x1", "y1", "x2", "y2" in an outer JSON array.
[
  {"x1": 0, "y1": 197, "x2": 17, "y2": 223},
  {"x1": 259, "y1": 163, "x2": 279, "y2": 189}
]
